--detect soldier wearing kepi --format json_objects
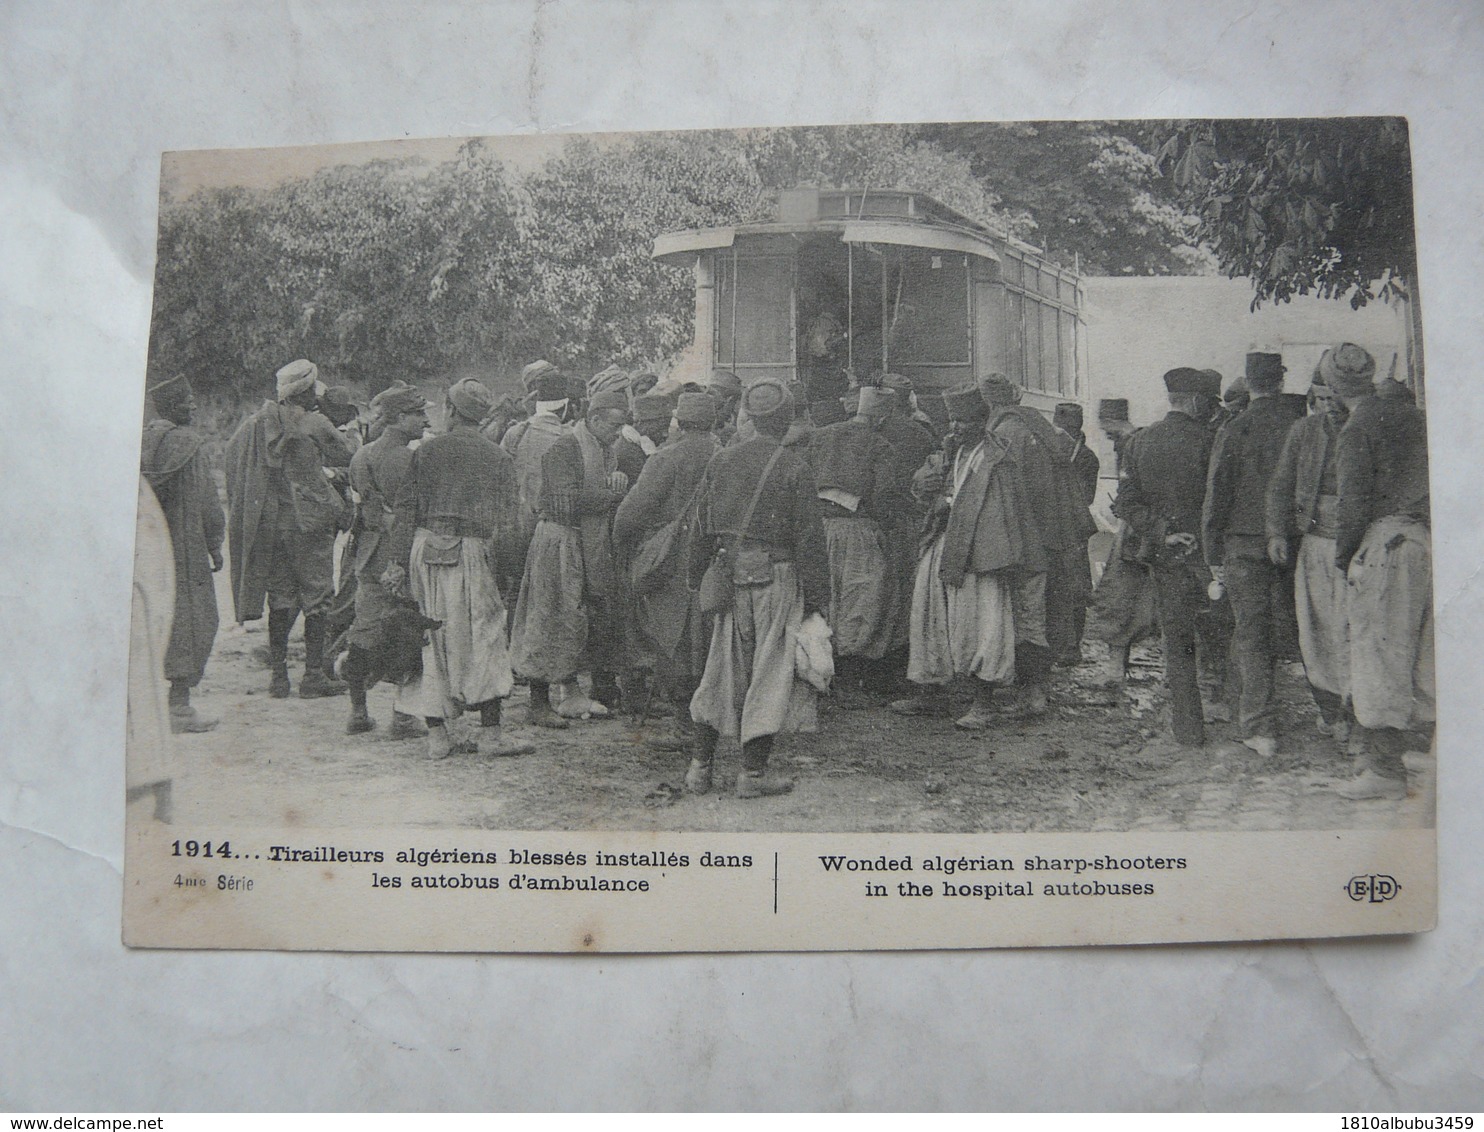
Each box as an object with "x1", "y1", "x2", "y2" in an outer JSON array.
[
  {"x1": 388, "y1": 378, "x2": 531, "y2": 760},
  {"x1": 891, "y1": 386, "x2": 1042, "y2": 730},
  {"x1": 225, "y1": 358, "x2": 355, "y2": 699},
  {"x1": 1202, "y1": 352, "x2": 1304, "y2": 757},
  {"x1": 140, "y1": 374, "x2": 226, "y2": 733},
  {"x1": 1265, "y1": 355, "x2": 1354, "y2": 745},
  {"x1": 687, "y1": 379, "x2": 829, "y2": 798},
  {"x1": 1113, "y1": 368, "x2": 1219, "y2": 747},
  {"x1": 1327, "y1": 344, "x2": 1433, "y2": 800},
  {"x1": 342, "y1": 382, "x2": 431, "y2": 738},
  {"x1": 509, "y1": 388, "x2": 633, "y2": 726},
  {"x1": 806, "y1": 385, "x2": 907, "y2": 705}
]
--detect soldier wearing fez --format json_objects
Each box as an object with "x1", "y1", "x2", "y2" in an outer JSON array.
[
  {"x1": 342, "y1": 382, "x2": 431, "y2": 739},
  {"x1": 877, "y1": 373, "x2": 939, "y2": 681},
  {"x1": 806, "y1": 385, "x2": 909, "y2": 705},
  {"x1": 510, "y1": 388, "x2": 634, "y2": 725},
  {"x1": 891, "y1": 386, "x2": 1030, "y2": 729},
  {"x1": 1051, "y1": 401, "x2": 1100, "y2": 666},
  {"x1": 387, "y1": 378, "x2": 531, "y2": 760},
  {"x1": 980, "y1": 374, "x2": 1097, "y2": 716},
  {"x1": 613, "y1": 392, "x2": 723, "y2": 744},
  {"x1": 1265, "y1": 354, "x2": 1353, "y2": 746},
  {"x1": 1203, "y1": 352, "x2": 1304, "y2": 757},
  {"x1": 687, "y1": 379, "x2": 829, "y2": 798}
]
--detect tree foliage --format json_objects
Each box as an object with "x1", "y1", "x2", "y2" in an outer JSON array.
[
  {"x1": 1154, "y1": 117, "x2": 1416, "y2": 309},
  {"x1": 919, "y1": 120, "x2": 1212, "y2": 276},
  {"x1": 148, "y1": 123, "x2": 1209, "y2": 399}
]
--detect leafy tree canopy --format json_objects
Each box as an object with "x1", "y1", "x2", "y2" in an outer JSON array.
[
  {"x1": 1154, "y1": 117, "x2": 1416, "y2": 309},
  {"x1": 919, "y1": 120, "x2": 1213, "y2": 276},
  {"x1": 148, "y1": 123, "x2": 1216, "y2": 400}
]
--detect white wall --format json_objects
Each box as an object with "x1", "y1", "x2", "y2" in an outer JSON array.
[{"x1": 1080, "y1": 274, "x2": 1413, "y2": 492}]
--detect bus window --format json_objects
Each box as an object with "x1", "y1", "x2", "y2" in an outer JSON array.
[
  {"x1": 716, "y1": 255, "x2": 794, "y2": 373},
  {"x1": 890, "y1": 252, "x2": 971, "y2": 367}
]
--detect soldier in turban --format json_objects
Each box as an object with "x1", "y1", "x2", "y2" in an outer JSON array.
[{"x1": 224, "y1": 359, "x2": 355, "y2": 699}]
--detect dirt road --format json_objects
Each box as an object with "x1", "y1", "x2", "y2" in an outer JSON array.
[{"x1": 160, "y1": 572, "x2": 1433, "y2": 834}]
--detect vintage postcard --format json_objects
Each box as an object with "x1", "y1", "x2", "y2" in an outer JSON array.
[{"x1": 123, "y1": 120, "x2": 1435, "y2": 952}]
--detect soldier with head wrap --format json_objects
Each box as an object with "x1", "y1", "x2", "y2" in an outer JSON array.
[
  {"x1": 1327, "y1": 344, "x2": 1433, "y2": 799},
  {"x1": 979, "y1": 374, "x2": 1097, "y2": 716},
  {"x1": 141, "y1": 374, "x2": 226, "y2": 733},
  {"x1": 224, "y1": 359, "x2": 355, "y2": 699},
  {"x1": 687, "y1": 380, "x2": 829, "y2": 797},
  {"x1": 890, "y1": 385, "x2": 1042, "y2": 729},
  {"x1": 386, "y1": 379, "x2": 531, "y2": 760},
  {"x1": 340, "y1": 382, "x2": 432, "y2": 739},
  {"x1": 1263, "y1": 352, "x2": 1354, "y2": 747},
  {"x1": 509, "y1": 389, "x2": 634, "y2": 725},
  {"x1": 805, "y1": 385, "x2": 909, "y2": 704}
]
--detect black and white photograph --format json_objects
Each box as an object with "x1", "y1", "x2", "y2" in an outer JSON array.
[
  {"x1": 8, "y1": 0, "x2": 1483, "y2": 1111},
  {"x1": 129, "y1": 119, "x2": 1433, "y2": 823},
  {"x1": 119, "y1": 118, "x2": 1437, "y2": 951}
]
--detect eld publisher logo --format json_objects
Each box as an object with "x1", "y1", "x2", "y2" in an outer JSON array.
[{"x1": 1346, "y1": 874, "x2": 1401, "y2": 903}]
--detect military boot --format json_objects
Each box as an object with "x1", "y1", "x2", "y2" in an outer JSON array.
[
  {"x1": 267, "y1": 606, "x2": 295, "y2": 698},
  {"x1": 684, "y1": 724, "x2": 719, "y2": 795},
  {"x1": 736, "y1": 735, "x2": 793, "y2": 798},
  {"x1": 299, "y1": 615, "x2": 347, "y2": 698},
  {"x1": 346, "y1": 682, "x2": 375, "y2": 735}
]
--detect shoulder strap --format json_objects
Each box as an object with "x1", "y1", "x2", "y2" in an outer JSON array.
[{"x1": 737, "y1": 443, "x2": 786, "y2": 538}]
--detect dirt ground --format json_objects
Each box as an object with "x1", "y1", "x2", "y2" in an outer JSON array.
[{"x1": 159, "y1": 571, "x2": 1435, "y2": 835}]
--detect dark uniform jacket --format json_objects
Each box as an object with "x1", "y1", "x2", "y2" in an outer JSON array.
[
  {"x1": 349, "y1": 430, "x2": 416, "y2": 578},
  {"x1": 1202, "y1": 395, "x2": 1304, "y2": 564},
  {"x1": 1114, "y1": 410, "x2": 1213, "y2": 560},
  {"x1": 224, "y1": 401, "x2": 353, "y2": 622},
  {"x1": 878, "y1": 415, "x2": 938, "y2": 494},
  {"x1": 613, "y1": 431, "x2": 720, "y2": 551},
  {"x1": 990, "y1": 406, "x2": 1098, "y2": 552},
  {"x1": 687, "y1": 436, "x2": 829, "y2": 615},
  {"x1": 806, "y1": 419, "x2": 908, "y2": 522},
  {"x1": 1265, "y1": 411, "x2": 1345, "y2": 544},
  {"x1": 1334, "y1": 396, "x2": 1430, "y2": 570},
  {"x1": 613, "y1": 435, "x2": 651, "y2": 483},
  {"x1": 1059, "y1": 430, "x2": 1101, "y2": 508},
  {"x1": 389, "y1": 427, "x2": 521, "y2": 573}
]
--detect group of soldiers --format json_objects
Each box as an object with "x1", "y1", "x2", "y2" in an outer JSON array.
[
  {"x1": 1096, "y1": 347, "x2": 1432, "y2": 801},
  {"x1": 139, "y1": 339, "x2": 1430, "y2": 804}
]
